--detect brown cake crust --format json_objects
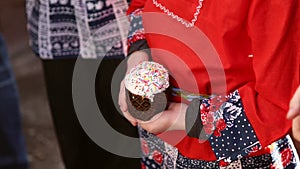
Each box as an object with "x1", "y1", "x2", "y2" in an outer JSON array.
[{"x1": 126, "y1": 89, "x2": 168, "y2": 121}]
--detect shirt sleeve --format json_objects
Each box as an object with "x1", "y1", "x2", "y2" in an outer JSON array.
[
  {"x1": 127, "y1": 1, "x2": 151, "y2": 57},
  {"x1": 195, "y1": 0, "x2": 299, "y2": 163},
  {"x1": 127, "y1": 8, "x2": 147, "y2": 53}
]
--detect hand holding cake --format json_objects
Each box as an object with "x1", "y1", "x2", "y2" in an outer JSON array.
[{"x1": 119, "y1": 52, "x2": 188, "y2": 133}]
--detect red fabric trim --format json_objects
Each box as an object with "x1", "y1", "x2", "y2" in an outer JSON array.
[{"x1": 127, "y1": 32, "x2": 146, "y2": 47}]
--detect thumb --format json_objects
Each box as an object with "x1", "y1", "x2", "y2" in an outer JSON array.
[{"x1": 287, "y1": 86, "x2": 300, "y2": 119}]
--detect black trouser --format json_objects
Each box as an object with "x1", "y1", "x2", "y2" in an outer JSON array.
[{"x1": 42, "y1": 58, "x2": 140, "y2": 169}]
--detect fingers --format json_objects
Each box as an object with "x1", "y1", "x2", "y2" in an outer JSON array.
[
  {"x1": 118, "y1": 80, "x2": 137, "y2": 126},
  {"x1": 118, "y1": 80, "x2": 127, "y2": 113},
  {"x1": 139, "y1": 112, "x2": 169, "y2": 134},
  {"x1": 138, "y1": 103, "x2": 188, "y2": 134},
  {"x1": 287, "y1": 86, "x2": 300, "y2": 119},
  {"x1": 292, "y1": 116, "x2": 300, "y2": 142},
  {"x1": 123, "y1": 110, "x2": 138, "y2": 126}
]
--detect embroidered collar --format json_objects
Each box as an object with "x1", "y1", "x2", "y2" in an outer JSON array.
[{"x1": 152, "y1": 0, "x2": 204, "y2": 28}]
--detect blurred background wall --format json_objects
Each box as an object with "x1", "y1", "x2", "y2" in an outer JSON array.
[{"x1": 0, "y1": 1, "x2": 64, "y2": 169}]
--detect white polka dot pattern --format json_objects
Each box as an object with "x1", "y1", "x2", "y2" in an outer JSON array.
[
  {"x1": 139, "y1": 126, "x2": 298, "y2": 168},
  {"x1": 206, "y1": 90, "x2": 262, "y2": 162}
]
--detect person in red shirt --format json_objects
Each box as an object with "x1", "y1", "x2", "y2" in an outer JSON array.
[{"x1": 119, "y1": 0, "x2": 300, "y2": 168}]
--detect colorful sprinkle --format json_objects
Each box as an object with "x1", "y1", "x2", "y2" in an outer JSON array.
[{"x1": 125, "y1": 61, "x2": 169, "y2": 101}]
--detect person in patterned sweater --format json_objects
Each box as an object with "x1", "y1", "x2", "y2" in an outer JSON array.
[{"x1": 26, "y1": 0, "x2": 140, "y2": 168}]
